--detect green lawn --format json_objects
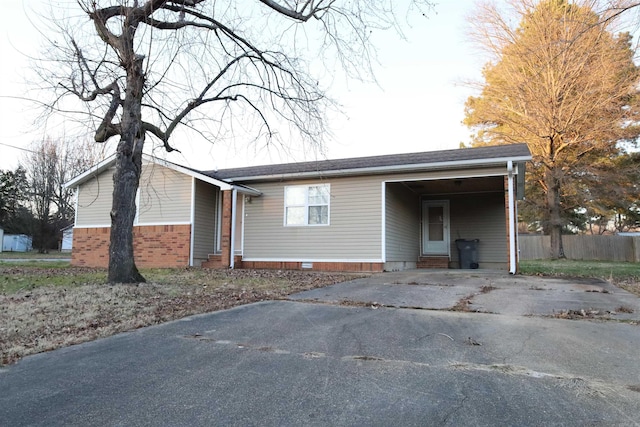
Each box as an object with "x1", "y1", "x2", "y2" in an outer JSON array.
[{"x1": 520, "y1": 259, "x2": 639, "y2": 281}]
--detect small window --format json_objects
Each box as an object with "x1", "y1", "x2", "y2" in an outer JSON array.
[{"x1": 284, "y1": 184, "x2": 330, "y2": 226}]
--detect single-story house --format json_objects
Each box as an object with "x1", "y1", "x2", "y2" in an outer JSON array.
[
  {"x1": 64, "y1": 144, "x2": 531, "y2": 273},
  {"x1": 2, "y1": 234, "x2": 33, "y2": 252},
  {"x1": 0, "y1": 227, "x2": 4, "y2": 252}
]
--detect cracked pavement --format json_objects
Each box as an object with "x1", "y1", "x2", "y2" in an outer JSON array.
[{"x1": 1, "y1": 271, "x2": 639, "y2": 426}]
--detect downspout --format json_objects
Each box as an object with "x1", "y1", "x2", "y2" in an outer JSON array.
[
  {"x1": 229, "y1": 187, "x2": 237, "y2": 269},
  {"x1": 189, "y1": 177, "x2": 195, "y2": 267},
  {"x1": 507, "y1": 161, "x2": 517, "y2": 274},
  {"x1": 74, "y1": 186, "x2": 79, "y2": 226}
]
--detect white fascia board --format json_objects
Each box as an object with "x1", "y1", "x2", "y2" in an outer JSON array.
[
  {"x1": 223, "y1": 155, "x2": 532, "y2": 182},
  {"x1": 233, "y1": 184, "x2": 262, "y2": 196},
  {"x1": 384, "y1": 169, "x2": 509, "y2": 184},
  {"x1": 63, "y1": 154, "x2": 116, "y2": 188},
  {"x1": 63, "y1": 153, "x2": 237, "y2": 191},
  {"x1": 143, "y1": 155, "x2": 233, "y2": 190}
]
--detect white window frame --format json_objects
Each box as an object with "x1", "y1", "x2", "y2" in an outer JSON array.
[{"x1": 284, "y1": 184, "x2": 330, "y2": 227}]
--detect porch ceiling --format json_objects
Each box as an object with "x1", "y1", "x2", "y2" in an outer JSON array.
[{"x1": 401, "y1": 176, "x2": 504, "y2": 195}]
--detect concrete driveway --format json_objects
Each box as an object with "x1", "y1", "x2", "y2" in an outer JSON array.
[
  {"x1": 291, "y1": 270, "x2": 640, "y2": 320},
  {"x1": 1, "y1": 271, "x2": 639, "y2": 426}
]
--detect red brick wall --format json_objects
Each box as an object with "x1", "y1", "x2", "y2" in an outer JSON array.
[
  {"x1": 71, "y1": 224, "x2": 191, "y2": 268},
  {"x1": 219, "y1": 190, "x2": 232, "y2": 267},
  {"x1": 72, "y1": 227, "x2": 110, "y2": 267}
]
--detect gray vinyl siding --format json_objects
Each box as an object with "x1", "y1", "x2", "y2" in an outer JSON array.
[
  {"x1": 76, "y1": 166, "x2": 115, "y2": 226},
  {"x1": 385, "y1": 182, "x2": 420, "y2": 261},
  {"x1": 243, "y1": 176, "x2": 382, "y2": 260},
  {"x1": 76, "y1": 163, "x2": 195, "y2": 228},
  {"x1": 241, "y1": 166, "x2": 510, "y2": 262},
  {"x1": 137, "y1": 164, "x2": 192, "y2": 224},
  {"x1": 445, "y1": 192, "x2": 507, "y2": 266},
  {"x1": 192, "y1": 181, "x2": 218, "y2": 264}
]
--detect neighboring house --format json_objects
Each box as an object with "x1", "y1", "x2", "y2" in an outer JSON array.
[
  {"x1": 2, "y1": 234, "x2": 33, "y2": 252},
  {"x1": 60, "y1": 225, "x2": 74, "y2": 252},
  {"x1": 0, "y1": 227, "x2": 3, "y2": 253},
  {"x1": 65, "y1": 144, "x2": 531, "y2": 273}
]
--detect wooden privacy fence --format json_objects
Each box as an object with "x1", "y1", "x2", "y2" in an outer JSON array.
[{"x1": 519, "y1": 235, "x2": 640, "y2": 262}]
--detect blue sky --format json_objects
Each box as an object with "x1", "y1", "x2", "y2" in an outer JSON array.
[{"x1": 0, "y1": 1, "x2": 484, "y2": 171}]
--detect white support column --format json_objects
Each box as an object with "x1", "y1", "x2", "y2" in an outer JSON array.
[
  {"x1": 381, "y1": 182, "x2": 386, "y2": 263},
  {"x1": 230, "y1": 188, "x2": 237, "y2": 269},
  {"x1": 507, "y1": 161, "x2": 517, "y2": 274},
  {"x1": 74, "y1": 187, "x2": 79, "y2": 226},
  {"x1": 189, "y1": 177, "x2": 195, "y2": 267}
]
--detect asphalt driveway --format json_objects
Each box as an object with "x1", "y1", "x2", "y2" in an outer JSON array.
[{"x1": 1, "y1": 271, "x2": 639, "y2": 426}]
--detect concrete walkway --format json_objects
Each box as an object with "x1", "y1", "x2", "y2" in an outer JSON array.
[{"x1": 1, "y1": 270, "x2": 639, "y2": 426}]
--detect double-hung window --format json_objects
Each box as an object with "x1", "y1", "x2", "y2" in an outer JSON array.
[{"x1": 284, "y1": 184, "x2": 330, "y2": 226}]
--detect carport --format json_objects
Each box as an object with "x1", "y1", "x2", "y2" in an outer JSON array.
[{"x1": 383, "y1": 160, "x2": 526, "y2": 273}]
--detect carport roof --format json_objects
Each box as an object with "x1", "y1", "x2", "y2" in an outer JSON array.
[{"x1": 206, "y1": 143, "x2": 531, "y2": 181}]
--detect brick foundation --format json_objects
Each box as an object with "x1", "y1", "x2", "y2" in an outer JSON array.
[
  {"x1": 201, "y1": 254, "x2": 242, "y2": 269},
  {"x1": 72, "y1": 227, "x2": 110, "y2": 267},
  {"x1": 233, "y1": 260, "x2": 384, "y2": 273},
  {"x1": 71, "y1": 224, "x2": 191, "y2": 268}
]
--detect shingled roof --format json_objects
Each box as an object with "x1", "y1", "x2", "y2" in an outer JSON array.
[{"x1": 205, "y1": 143, "x2": 531, "y2": 181}]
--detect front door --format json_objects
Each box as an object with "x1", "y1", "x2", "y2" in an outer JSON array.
[{"x1": 422, "y1": 200, "x2": 450, "y2": 255}]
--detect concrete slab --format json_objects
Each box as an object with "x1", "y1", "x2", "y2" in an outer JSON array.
[
  {"x1": 291, "y1": 270, "x2": 640, "y2": 321},
  {"x1": 1, "y1": 301, "x2": 639, "y2": 426}
]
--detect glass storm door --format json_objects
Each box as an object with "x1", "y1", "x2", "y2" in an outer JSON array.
[{"x1": 422, "y1": 200, "x2": 450, "y2": 255}]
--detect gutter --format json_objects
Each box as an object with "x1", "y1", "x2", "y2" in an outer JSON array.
[{"x1": 221, "y1": 155, "x2": 533, "y2": 183}]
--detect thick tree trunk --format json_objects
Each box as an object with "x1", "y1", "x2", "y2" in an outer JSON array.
[
  {"x1": 108, "y1": 56, "x2": 146, "y2": 284},
  {"x1": 545, "y1": 167, "x2": 565, "y2": 259}
]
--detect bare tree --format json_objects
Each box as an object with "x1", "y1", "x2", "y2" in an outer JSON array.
[
  {"x1": 0, "y1": 167, "x2": 31, "y2": 234},
  {"x1": 464, "y1": 0, "x2": 640, "y2": 258},
  {"x1": 22, "y1": 138, "x2": 102, "y2": 252},
  {"x1": 35, "y1": 0, "x2": 432, "y2": 283}
]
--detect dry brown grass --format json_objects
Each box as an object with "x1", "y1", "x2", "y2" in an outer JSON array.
[
  {"x1": 0, "y1": 268, "x2": 363, "y2": 365},
  {"x1": 617, "y1": 280, "x2": 640, "y2": 297}
]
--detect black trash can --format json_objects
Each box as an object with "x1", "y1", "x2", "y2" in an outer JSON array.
[{"x1": 455, "y1": 239, "x2": 479, "y2": 269}]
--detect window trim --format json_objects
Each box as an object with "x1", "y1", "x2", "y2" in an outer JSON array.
[{"x1": 283, "y1": 184, "x2": 330, "y2": 227}]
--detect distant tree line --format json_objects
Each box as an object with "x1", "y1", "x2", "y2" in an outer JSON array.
[{"x1": 0, "y1": 139, "x2": 100, "y2": 252}]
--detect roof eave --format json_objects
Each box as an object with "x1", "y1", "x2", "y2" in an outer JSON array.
[
  {"x1": 63, "y1": 154, "x2": 117, "y2": 188},
  {"x1": 222, "y1": 155, "x2": 533, "y2": 182},
  {"x1": 147, "y1": 156, "x2": 233, "y2": 190},
  {"x1": 63, "y1": 154, "x2": 236, "y2": 191}
]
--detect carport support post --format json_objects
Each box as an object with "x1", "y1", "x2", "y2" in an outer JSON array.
[
  {"x1": 230, "y1": 188, "x2": 237, "y2": 269},
  {"x1": 220, "y1": 190, "x2": 233, "y2": 268},
  {"x1": 507, "y1": 161, "x2": 517, "y2": 274}
]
